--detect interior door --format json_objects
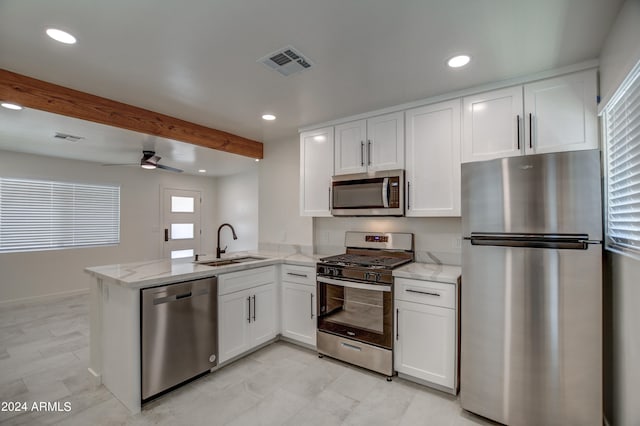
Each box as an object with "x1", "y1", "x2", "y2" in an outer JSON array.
[{"x1": 162, "y1": 188, "x2": 202, "y2": 259}]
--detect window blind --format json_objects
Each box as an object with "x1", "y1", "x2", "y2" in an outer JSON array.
[
  {"x1": 0, "y1": 178, "x2": 120, "y2": 253},
  {"x1": 604, "y1": 60, "x2": 640, "y2": 257}
]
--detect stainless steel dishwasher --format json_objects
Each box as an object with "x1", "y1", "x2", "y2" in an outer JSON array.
[{"x1": 141, "y1": 276, "x2": 218, "y2": 400}]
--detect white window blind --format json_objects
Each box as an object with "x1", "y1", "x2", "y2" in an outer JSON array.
[
  {"x1": 604, "y1": 60, "x2": 640, "y2": 257},
  {"x1": 0, "y1": 178, "x2": 120, "y2": 253}
]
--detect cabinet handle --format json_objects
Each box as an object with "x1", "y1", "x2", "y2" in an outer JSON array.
[
  {"x1": 164, "y1": 228, "x2": 169, "y2": 242},
  {"x1": 529, "y1": 113, "x2": 533, "y2": 149},
  {"x1": 247, "y1": 296, "x2": 251, "y2": 323},
  {"x1": 516, "y1": 115, "x2": 521, "y2": 150},
  {"x1": 328, "y1": 187, "x2": 331, "y2": 210},
  {"x1": 360, "y1": 141, "x2": 365, "y2": 166},
  {"x1": 287, "y1": 272, "x2": 308, "y2": 278},
  {"x1": 407, "y1": 181, "x2": 411, "y2": 210},
  {"x1": 406, "y1": 289, "x2": 441, "y2": 297},
  {"x1": 396, "y1": 308, "x2": 399, "y2": 341},
  {"x1": 252, "y1": 295, "x2": 256, "y2": 321},
  {"x1": 367, "y1": 140, "x2": 372, "y2": 166},
  {"x1": 310, "y1": 294, "x2": 314, "y2": 319}
]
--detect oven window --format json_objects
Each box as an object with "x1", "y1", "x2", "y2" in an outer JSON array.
[
  {"x1": 324, "y1": 286, "x2": 383, "y2": 333},
  {"x1": 318, "y1": 282, "x2": 392, "y2": 348}
]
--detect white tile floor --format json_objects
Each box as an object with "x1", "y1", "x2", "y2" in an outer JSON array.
[{"x1": 0, "y1": 294, "x2": 495, "y2": 425}]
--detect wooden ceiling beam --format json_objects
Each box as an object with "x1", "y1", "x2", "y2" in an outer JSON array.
[{"x1": 0, "y1": 69, "x2": 263, "y2": 159}]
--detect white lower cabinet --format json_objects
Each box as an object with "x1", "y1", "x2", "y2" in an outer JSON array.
[
  {"x1": 280, "y1": 265, "x2": 316, "y2": 347},
  {"x1": 394, "y1": 277, "x2": 458, "y2": 393},
  {"x1": 218, "y1": 266, "x2": 278, "y2": 363}
]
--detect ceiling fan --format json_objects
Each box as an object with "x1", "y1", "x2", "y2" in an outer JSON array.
[{"x1": 102, "y1": 150, "x2": 183, "y2": 173}]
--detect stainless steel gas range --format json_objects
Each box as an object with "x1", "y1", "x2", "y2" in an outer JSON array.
[{"x1": 316, "y1": 232, "x2": 414, "y2": 378}]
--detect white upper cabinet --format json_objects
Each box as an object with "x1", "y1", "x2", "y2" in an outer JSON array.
[
  {"x1": 462, "y1": 86, "x2": 524, "y2": 163},
  {"x1": 462, "y1": 69, "x2": 598, "y2": 163},
  {"x1": 523, "y1": 69, "x2": 598, "y2": 154},
  {"x1": 334, "y1": 120, "x2": 367, "y2": 175},
  {"x1": 300, "y1": 127, "x2": 334, "y2": 217},
  {"x1": 405, "y1": 99, "x2": 461, "y2": 216},
  {"x1": 367, "y1": 112, "x2": 404, "y2": 172},
  {"x1": 334, "y1": 112, "x2": 404, "y2": 175}
]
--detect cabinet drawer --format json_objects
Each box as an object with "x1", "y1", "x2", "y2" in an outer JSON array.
[
  {"x1": 281, "y1": 264, "x2": 315, "y2": 286},
  {"x1": 395, "y1": 277, "x2": 455, "y2": 309},
  {"x1": 218, "y1": 266, "x2": 276, "y2": 296}
]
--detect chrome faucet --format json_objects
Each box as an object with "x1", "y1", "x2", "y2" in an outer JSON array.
[{"x1": 216, "y1": 223, "x2": 238, "y2": 258}]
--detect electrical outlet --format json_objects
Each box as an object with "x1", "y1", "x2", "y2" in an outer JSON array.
[{"x1": 453, "y1": 237, "x2": 462, "y2": 249}]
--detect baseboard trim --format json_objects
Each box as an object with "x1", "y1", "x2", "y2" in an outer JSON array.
[{"x1": 0, "y1": 288, "x2": 89, "y2": 307}]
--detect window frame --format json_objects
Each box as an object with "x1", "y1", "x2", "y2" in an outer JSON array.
[{"x1": 603, "y1": 59, "x2": 640, "y2": 260}]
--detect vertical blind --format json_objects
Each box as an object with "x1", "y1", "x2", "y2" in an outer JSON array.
[
  {"x1": 604, "y1": 60, "x2": 640, "y2": 257},
  {"x1": 0, "y1": 178, "x2": 120, "y2": 253}
]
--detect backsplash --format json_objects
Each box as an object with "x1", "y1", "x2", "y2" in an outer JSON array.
[
  {"x1": 258, "y1": 242, "x2": 314, "y2": 257},
  {"x1": 314, "y1": 217, "x2": 462, "y2": 266}
]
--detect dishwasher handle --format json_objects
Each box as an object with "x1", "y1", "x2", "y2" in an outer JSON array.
[{"x1": 153, "y1": 288, "x2": 208, "y2": 305}]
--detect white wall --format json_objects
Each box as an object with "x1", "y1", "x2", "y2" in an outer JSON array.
[
  {"x1": 216, "y1": 169, "x2": 259, "y2": 253},
  {"x1": 258, "y1": 136, "x2": 313, "y2": 253},
  {"x1": 599, "y1": 2, "x2": 640, "y2": 424},
  {"x1": 598, "y1": 0, "x2": 640, "y2": 110},
  {"x1": 315, "y1": 217, "x2": 461, "y2": 265},
  {"x1": 0, "y1": 150, "x2": 217, "y2": 304}
]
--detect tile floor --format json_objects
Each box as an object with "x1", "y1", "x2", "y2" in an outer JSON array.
[{"x1": 0, "y1": 293, "x2": 494, "y2": 425}]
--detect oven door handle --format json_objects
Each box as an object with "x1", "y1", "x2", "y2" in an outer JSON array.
[{"x1": 316, "y1": 276, "x2": 391, "y2": 292}]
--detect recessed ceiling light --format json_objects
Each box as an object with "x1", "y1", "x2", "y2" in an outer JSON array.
[
  {"x1": 198, "y1": 169, "x2": 207, "y2": 173},
  {"x1": 447, "y1": 55, "x2": 471, "y2": 68},
  {"x1": 46, "y1": 28, "x2": 77, "y2": 44},
  {"x1": 1, "y1": 102, "x2": 23, "y2": 110},
  {"x1": 262, "y1": 114, "x2": 276, "y2": 121},
  {"x1": 255, "y1": 159, "x2": 260, "y2": 162}
]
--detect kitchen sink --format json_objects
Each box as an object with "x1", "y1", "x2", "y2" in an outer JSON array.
[{"x1": 198, "y1": 256, "x2": 267, "y2": 267}]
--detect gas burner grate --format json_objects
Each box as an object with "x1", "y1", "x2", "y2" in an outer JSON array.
[{"x1": 319, "y1": 253, "x2": 412, "y2": 269}]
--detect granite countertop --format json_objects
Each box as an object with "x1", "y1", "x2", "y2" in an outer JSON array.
[
  {"x1": 85, "y1": 251, "x2": 322, "y2": 289},
  {"x1": 393, "y1": 262, "x2": 461, "y2": 284}
]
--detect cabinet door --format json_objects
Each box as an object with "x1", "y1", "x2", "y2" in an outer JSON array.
[
  {"x1": 367, "y1": 112, "x2": 404, "y2": 171},
  {"x1": 462, "y1": 86, "x2": 523, "y2": 163},
  {"x1": 334, "y1": 120, "x2": 367, "y2": 175},
  {"x1": 395, "y1": 300, "x2": 455, "y2": 389},
  {"x1": 405, "y1": 99, "x2": 461, "y2": 217},
  {"x1": 218, "y1": 289, "x2": 251, "y2": 363},
  {"x1": 300, "y1": 127, "x2": 334, "y2": 216},
  {"x1": 524, "y1": 69, "x2": 598, "y2": 154},
  {"x1": 281, "y1": 282, "x2": 316, "y2": 347},
  {"x1": 250, "y1": 283, "x2": 277, "y2": 347}
]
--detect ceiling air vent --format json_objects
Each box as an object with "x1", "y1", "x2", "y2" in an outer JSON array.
[
  {"x1": 258, "y1": 45, "x2": 313, "y2": 77},
  {"x1": 54, "y1": 132, "x2": 84, "y2": 142}
]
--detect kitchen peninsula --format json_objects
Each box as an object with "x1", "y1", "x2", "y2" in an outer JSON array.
[{"x1": 85, "y1": 253, "x2": 318, "y2": 413}]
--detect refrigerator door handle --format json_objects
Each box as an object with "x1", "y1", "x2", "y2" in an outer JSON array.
[{"x1": 467, "y1": 233, "x2": 593, "y2": 250}]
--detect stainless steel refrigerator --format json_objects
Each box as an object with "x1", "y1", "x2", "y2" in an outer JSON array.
[{"x1": 460, "y1": 150, "x2": 602, "y2": 425}]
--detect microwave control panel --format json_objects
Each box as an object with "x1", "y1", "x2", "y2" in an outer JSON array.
[{"x1": 389, "y1": 177, "x2": 400, "y2": 208}]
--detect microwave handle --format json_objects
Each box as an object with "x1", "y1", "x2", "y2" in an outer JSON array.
[{"x1": 382, "y1": 178, "x2": 389, "y2": 208}]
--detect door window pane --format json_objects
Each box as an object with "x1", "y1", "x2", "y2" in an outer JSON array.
[
  {"x1": 171, "y1": 196, "x2": 195, "y2": 213},
  {"x1": 171, "y1": 223, "x2": 194, "y2": 239},
  {"x1": 171, "y1": 249, "x2": 194, "y2": 259}
]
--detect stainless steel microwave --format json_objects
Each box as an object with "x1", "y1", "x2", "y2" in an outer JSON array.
[{"x1": 331, "y1": 169, "x2": 404, "y2": 216}]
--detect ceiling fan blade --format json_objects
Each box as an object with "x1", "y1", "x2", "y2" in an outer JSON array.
[
  {"x1": 101, "y1": 163, "x2": 138, "y2": 166},
  {"x1": 155, "y1": 163, "x2": 183, "y2": 173},
  {"x1": 141, "y1": 150, "x2": 156, "y2": 161}
]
